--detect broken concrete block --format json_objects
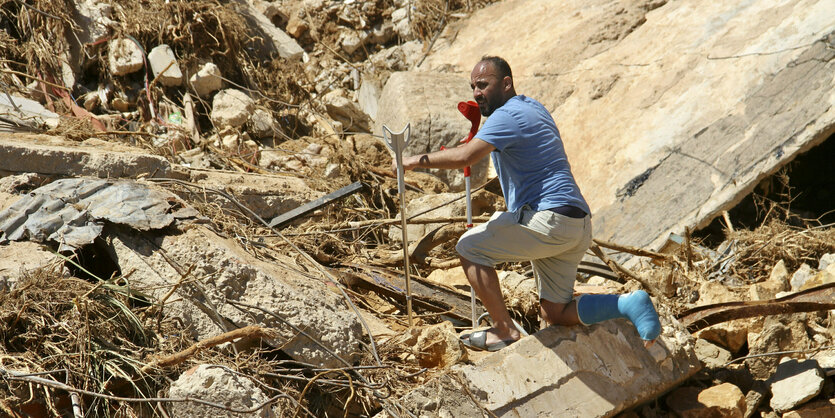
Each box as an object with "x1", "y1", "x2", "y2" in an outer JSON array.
[
  {"x1": 667, "y1": 383, "x2": 746, "y2": 418},
  {"x1": 390, "y1": 318, "x2": 700, "y2": 416},
  {"x1": 104, "y1": 222, "x2": 361, "y2": 368},
  {"x1": 148, "y1": 44, "x2": 182, "y2": 87},
  {"x1": 322, "y1": 88, "x2": 371, "y2": 132},
  {"x1": 211, "y1": 89, "x2": 255, "y2": 128},
  {"x1": 0, "y1": 95, "x2": 59, "y2": 131},
  {"x1": 0, "y1": 134, "x2": 187, "y2": 180},
  {"x1": 189, "y1": 62, "x2": 223, "y2": 97},
  {"x1": 168, "y1": 364, "x2": 276, "y2": 417},
  {"x1": 357, "y1": 74, "x2": 381, "y2": 122},
  {"x1": 770, "y1": 358, "x2": 825, "y2": 413},
  {"x1": 108, "y1": 38, "x2": 144, "y2": 76}
]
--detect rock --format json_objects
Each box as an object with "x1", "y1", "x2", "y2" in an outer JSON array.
[
  {"x1": 211, "y1": 89, "x2": 255, "y2": 128},
  {"x1": 390, "y1": 322, "x2": 467, "y2": 368},
  {"x1": 189, "y1": 62, "x2": 223, "y2": 97},
  {"x1": 0, "y1": 95, "x2": 59, "y2": 131},
  {"x1": 357, "y1": 74, "x2": 382, "y2": 121},
  {"x1": 750, "y1": 260, "x2": 790, "y2": 300},
  {"x1": 695, "y1": 319, "x2": 753, "y2": 354},
  {"x1": 247, "y1": 108, "x2": 277, "y2": 139},
  {"x1": 697, "y1": 280, "x2": 738, "y2": 304},
  {"x1": 108, "y1": 38, "x2": 144, "y2": 76},
  {"x1": 168, "y1": 364, "x2": 276, "y2": 417},
  {"x1": 782, "y1": 399, "x2": 835, "y2": 418},
  {"x1": 424, "y1": 266, "x2": 470, "y2": 292},
  {"x1": 799, "y1": 263, "x2": 835, "y2": 291},
  {"x1": 285, "y1": 13, "x2": 309, "y2": 39},
  {"x1": 73, "y1": 0, "x2": 114, "y2": 45},
  {"x1": 819, "y1": 253, "x2": 835, "y2": 271},
  {"x1": 376, "y1": 71, "x2": 490, "y2": 191},
  {"x1": 368, "y1": 20, "x2": 395, "y2": 45},
  {"x1": 339, "y1": 28, "x2": 365, "y2": 55},
  {"x1": 234, "y1": 0, "x2": 303, "y2": 61},
  {"x1": 695, "y1": 338, "x2": 732, "y2": 369},
  {"x1": 321, "y1": 88, "x2": 371, "y2": 132},
  {"x1": 668, "y1": 384, "x2": 749, "y2": 418},
  {"x1": 497, "y1": 270, "x2": 538, "y2": 318},
  {"x1": 394, "y1": 318, "x2": 700, "y2": 416},
  {"x1": 746, "y1": 316, "x2": 812, "y2": 379},
  {"x1": 769, "y1": 358, "x2": 825, "y2": 413},
  {"x1": 744, "y1": 383, "x2": 767, "y2": 418},
  {"x1": 791, "y1": 263, "x2": 817, "y2": 291},
  {"x1": 104, "y1": 223, "x2": 362, "y2": 368},
  {"x1": 147, "y1": 44, "x2": 182, "y2": 87},
  {"x1": 391, "y1": 7, "x2": 411, "y2": 39},
  {"x1": 323, "y1": 163, "x2": 340, "y2": 179}
]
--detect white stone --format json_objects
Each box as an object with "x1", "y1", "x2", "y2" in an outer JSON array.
[
  {"x1": 339, "y1": 29, "x2": 365, "y2": 55},
  {"x1": 247, "y1": 108, "x2": 277, "y2": 138},
  {"x1": 211, "y1": 89, "x2": 255, "y2": 128},
  {"x1": 790, "y1": 263, "x2": 816, "y2": 291},
  {"x1": 322, "y1": 88, "x2": 371, "y2": 132},
  {"x1": 769, "y1": 358, "x2": 825, "y2": 413},
  {"x1": 74, "y1": 0, "x2": 113, "y2": 45},
  {"x1": 819, "y1": 253, "x2": 835, "y2": 270},
  {"x1": 147, "y1": 44, "x2": 182, "y2": 87},
  {"x1": 189, "y1": 62, "x2": 223, "y2": 97},
  {"x1": 108, "y1": 38, "x2": 144, "y2": 76},
  {"x1": 324, "y1": 163, "x2": 341, "y2": 179},
  {"x1": 168, "y1": 364, "x2": 275, "y2": 417}
]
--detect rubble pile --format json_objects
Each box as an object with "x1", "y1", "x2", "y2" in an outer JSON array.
[{"x1": 0, "y1": 0, "x2": 834, "y2": 417}]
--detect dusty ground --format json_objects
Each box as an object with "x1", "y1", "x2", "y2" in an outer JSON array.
[{"x1": 1, "y1": 1, "x2": 834, "y2": 417}]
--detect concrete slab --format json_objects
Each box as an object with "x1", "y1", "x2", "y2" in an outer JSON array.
[
  {"x1": 389, "y1": 318, "x2": 700, "y2": 417},
  {"x1": 0, "y1": 133, "x2": 188, "y2": 180},
  {"x1": 103, "y1": 223, "x2": 363, "y2": 369}
]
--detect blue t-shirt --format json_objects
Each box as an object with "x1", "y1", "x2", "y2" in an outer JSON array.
[{"x1": 475, "y1": 95, "x2": 590, "y2": 215}]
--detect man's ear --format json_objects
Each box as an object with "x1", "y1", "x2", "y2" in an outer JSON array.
[{"x1": 503, "y1": 76, "x2": 513, "y2": 92}]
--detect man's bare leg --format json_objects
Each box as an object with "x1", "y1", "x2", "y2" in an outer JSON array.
[
  {"x1": 540, "y1": 299, "x2": 580, "y2": 326},
  {"x1": 460, "y1": 256, "x2": 521, "y2": 344}
]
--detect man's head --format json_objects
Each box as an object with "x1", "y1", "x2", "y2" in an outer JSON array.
[{"x1": 470, "y1": 56, "x2": 516, "y2": 116}]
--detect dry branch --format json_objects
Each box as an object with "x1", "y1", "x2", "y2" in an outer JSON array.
[{"x1": 141, "y1": 325, "x2": 277, "y2": 373}]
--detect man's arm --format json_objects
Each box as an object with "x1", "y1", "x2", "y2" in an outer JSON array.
[{"x1": 397, "y1": 138, "x2": 495, "y2": 171}]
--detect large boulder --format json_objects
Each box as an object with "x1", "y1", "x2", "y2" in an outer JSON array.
[
  {"x1": 420, "y1": 0, "x2": 835, "y2": 252},
  {"x1": 376, "y1": 71, "x2": 490, "y2": 191}
]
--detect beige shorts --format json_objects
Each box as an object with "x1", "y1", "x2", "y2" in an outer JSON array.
[{"x1": 455, "y1": 207, "x2": 592, "y2": 304}]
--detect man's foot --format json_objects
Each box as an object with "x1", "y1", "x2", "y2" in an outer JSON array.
[
  {"x1": 460, "y1": 328, "x2": 519, "y2": 352},
  {"x1": 618, "y1": 290, "x2": 662, "y2": 341}
]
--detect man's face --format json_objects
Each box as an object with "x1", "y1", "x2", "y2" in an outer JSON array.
[{"x1": 470, "y1": 62, "x2": 507, "y2": 117}]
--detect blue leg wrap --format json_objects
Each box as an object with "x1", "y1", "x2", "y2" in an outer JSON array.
[{"x1": 576, "y1": 291, "x2": 662, "y2": 341}]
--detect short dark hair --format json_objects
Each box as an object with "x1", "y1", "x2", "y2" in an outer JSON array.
[{"x1": 479, "y1": 56, "x2": 512, "y2": 80}]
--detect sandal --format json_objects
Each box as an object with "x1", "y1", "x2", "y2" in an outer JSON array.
[{"x1": 460, "y1": 329, "x2": 518, "y2": 352}]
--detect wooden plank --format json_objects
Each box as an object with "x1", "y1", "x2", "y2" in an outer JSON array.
[
  {"x1": 341, "y1": 264, "x2": 484, "y2": 325},
  {"x1": 268, "y1": 181, "x2": 364, "y2": 228}
]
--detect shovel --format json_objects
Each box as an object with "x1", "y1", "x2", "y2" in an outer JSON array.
[
  {"x1": 457, "y1": 101, "x2": 481, "y2": 328},
  {"x1": 383, "y1": 123, "x2": 414, "y2": 327}
]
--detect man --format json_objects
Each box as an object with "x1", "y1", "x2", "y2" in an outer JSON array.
[{"x1": 396, "y1": 56, "x2": 661, "y2": 351}]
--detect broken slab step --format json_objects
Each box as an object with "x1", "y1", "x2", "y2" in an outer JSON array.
[{"x1": 382, "y1": 318, "x2": 700, "y2": 417}]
